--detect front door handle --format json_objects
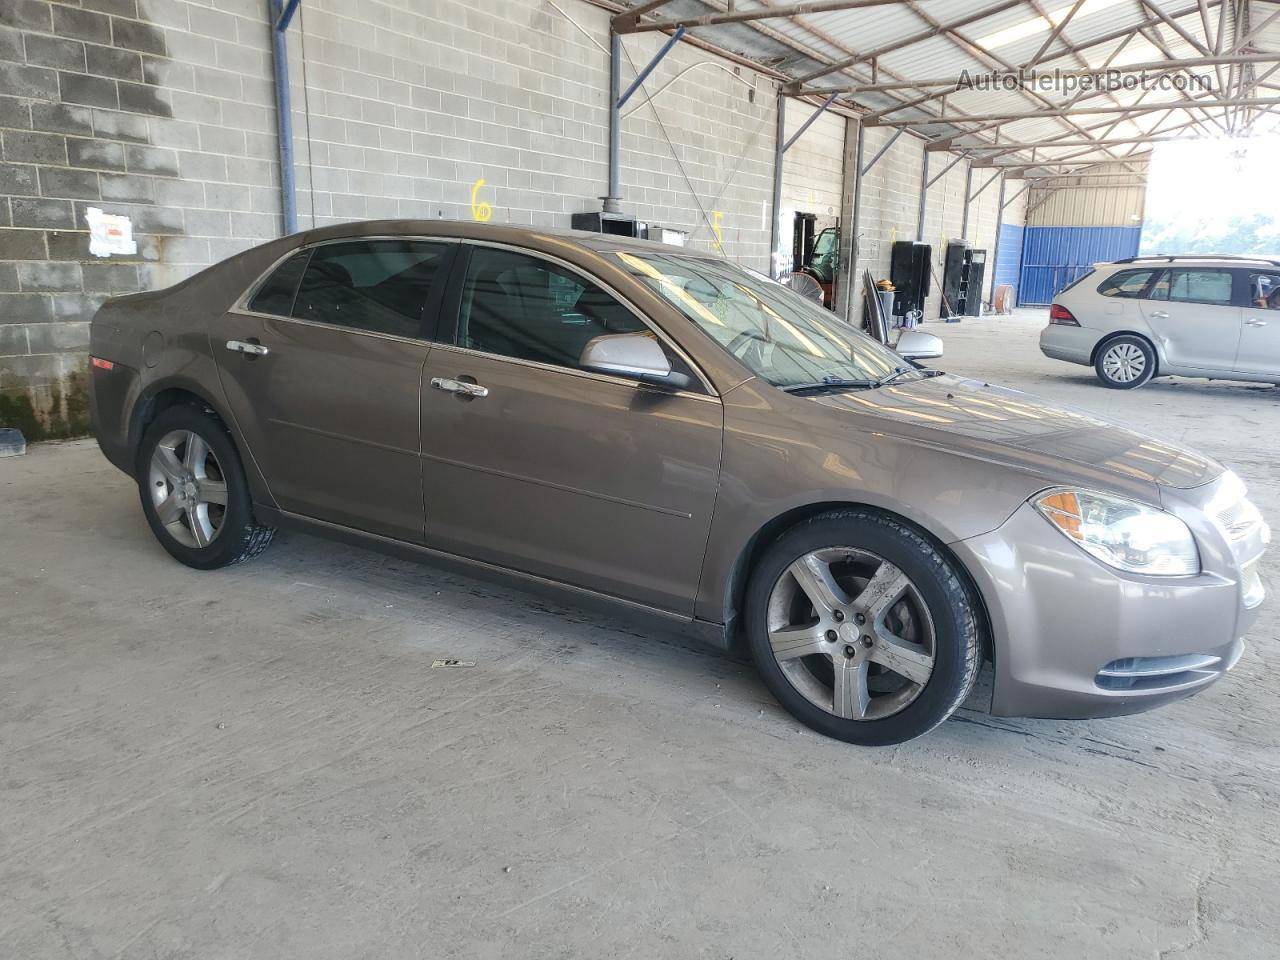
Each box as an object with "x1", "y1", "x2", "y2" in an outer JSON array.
[
  {"x1": 430, "y1": 376, "x2": 489, "y2": 399},
  {"x1": 1246, "y1": 318, "x2": 1268, "y2": 327},
  {"x1": 226, "y1": 339, "x2": 269, "y2": 356},
  {"x1": 1149, "y1": 310, "x2": 1170, "y2": 319}
]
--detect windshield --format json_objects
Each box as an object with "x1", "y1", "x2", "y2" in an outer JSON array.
[{"x1": 615, "y1": 250, "x2": 914, "y2": 389}]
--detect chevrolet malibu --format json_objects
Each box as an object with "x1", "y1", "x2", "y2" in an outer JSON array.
[{"x1": 89, "y1": 222, "x2": 1269, "y2": 746}]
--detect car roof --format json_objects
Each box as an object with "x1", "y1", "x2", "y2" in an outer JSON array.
[
  {"x1": 1105, "y1": 254, "x2": 1280, "y2": 269},
  {"x1": 286, "y1": 218, "x2": 714, "y2": 259}
]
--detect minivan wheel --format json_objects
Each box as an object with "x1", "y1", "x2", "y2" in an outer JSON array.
[
  {"x1": 744, "y1": 509, "x2": 981, "y2": 746},
  {"x1": 136, "y1": 405, "x2": 274, "y2": 570},
  {"x1": 1095, "y1": 335, "x2": 1155, "y2": 389}
]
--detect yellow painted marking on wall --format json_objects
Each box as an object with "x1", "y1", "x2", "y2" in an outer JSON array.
[
  {"x1": 470, "y1": 178, "x2": 493, "y2": 222},
  {"x1": 711, "y1": 211, "x2": 724, "y2": 252}
]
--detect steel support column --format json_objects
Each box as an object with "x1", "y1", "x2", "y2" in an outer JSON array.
[
  {"x1": 960, "y1": 162, "x2": 972, "y2": 240},
  {"x1": 916, "y1": 150, "x2": 929, "y2": 241},
  {"x1": 606, "y1": 32, "x2": 622, "y2": 212},
  {"x1": 770, "y1": 93, "x2": 787, "y2": 277},
  {"x1": 835, "y1": 120, "x2": 863, "y2": 320},
  {"x1": 270, "y1": 0, "x2": 300, "y2": 235},
  {"x1": 989, "y1": 172, "x2": 1005, "y2": 303}
]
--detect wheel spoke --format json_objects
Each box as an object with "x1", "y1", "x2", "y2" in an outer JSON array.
[
  {"x1": 869, "y1": 634, "x2": 934, "y2": 686},
  {"x1": 154, "y1": 446, "x2": 185, "y2": 485},
  {"x1": 855, "y1": 562, "x2": 910, "y2": 619},
  {"x1": 187, "y1": 504, "x2": 211, "y2": 547},
  {"x1": 832, "y1": 658, "x2": 871, "y2": 719},
  {"x1": 198, "y1": 479, "x2": 228, "y2": 505},
  {"x1": 768, "y1": 624, "x2": 829, "y2": 661},
  {"x1": 183, "y1": 433, "x2": 209, "y2": 475},
  {"x1": 154, "y1": 494, "x2": 184, "y2": 525},
  {"x1": 788, "y1": 553, "x2": 850, "y2": 614}
]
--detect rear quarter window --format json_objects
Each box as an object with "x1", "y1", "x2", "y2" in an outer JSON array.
[{"x1": 1096, "y1": 268, "x2": 1157, "y2": 298}]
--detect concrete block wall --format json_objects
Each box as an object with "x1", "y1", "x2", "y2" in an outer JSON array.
[
  {"x1": 0, "y1": 0, "x2": 281, "y2": 439},
  {"x1": 286, "y1": 0, "x2": 776, "y2": 266}
]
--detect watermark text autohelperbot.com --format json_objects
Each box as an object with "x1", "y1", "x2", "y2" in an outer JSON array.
[{"x1": 957, "y1": 69, "x2": 1213, "y2": 96}]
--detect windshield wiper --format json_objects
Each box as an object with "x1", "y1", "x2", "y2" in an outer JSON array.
[
  {"x1": 781, "y1": 377, "x2": 878, "y2": 394},
  {"x1": 876, "y1": 367, "x2": 945, "y2": 386}
]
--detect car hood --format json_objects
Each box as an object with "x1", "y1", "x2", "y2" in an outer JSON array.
[{"x1": 807, "y1": 374, "x2": 1223, "y2": 490}]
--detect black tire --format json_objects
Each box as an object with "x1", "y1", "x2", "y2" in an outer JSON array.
[
  {"x1": 744, "y1": 509, "x2": 982, "y2": 746},
  {"x1": 136, "y1": 404, "x2": 274, "y2": 570},
  {"x1": 1094, "y1": 334, "x2": 1156, "y2": 389}
]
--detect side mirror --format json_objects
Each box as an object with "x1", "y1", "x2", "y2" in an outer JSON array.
[
  {"x1": 579, "y1": 333, "x2": 691, "y2": 389},
  {"x1": 894, "y1": 330, "x2": 944, "y2": 361}
]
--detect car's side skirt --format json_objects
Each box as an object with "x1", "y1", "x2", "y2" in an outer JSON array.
[{"x1": 254, "y1": 504, "x2": 733, "y2": 651}]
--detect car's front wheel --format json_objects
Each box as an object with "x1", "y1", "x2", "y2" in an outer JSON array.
[
  {"x1": 136, "y1": 404, "x2": 274, "y2": 569},
  {"x1": 744, "y1": 509, "x2": 982, "y2": 746},
  {"x1": 1095, "y1": 334, "x2": 1156, "y2": 389}
]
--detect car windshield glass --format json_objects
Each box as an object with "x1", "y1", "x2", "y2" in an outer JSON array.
[{"x1": 615, "y1": 251, "x2": 909, "y2": 389}]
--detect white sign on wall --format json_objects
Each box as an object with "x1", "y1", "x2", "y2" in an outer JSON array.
[{"x1": 85, "y1": 207, "x2": 137, "y2": 258}]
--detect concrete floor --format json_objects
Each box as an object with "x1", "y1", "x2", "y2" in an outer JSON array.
[{"x1": 2, "y1": 308, "x2": 1277, "y2": 959}]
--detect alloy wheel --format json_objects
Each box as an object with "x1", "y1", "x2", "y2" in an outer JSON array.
[
  {"x1": 147, "y1": 429, "x2": 228, "y2": 548},
  {"x1": 1102, "y1": 342, "x2": 1146, "y2": 382},
  {"x1": 765, "y1": 547, "x2": 935, "y2": 720}
]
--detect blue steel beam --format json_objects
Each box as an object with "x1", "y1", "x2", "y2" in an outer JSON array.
[
  {"x1": 781, "y1": 93, "x2": 837, "y2": 153},
  {"x1": 616, "y1": 27, "x2": 684, "y2": 109},
  {"x1": 270, "y1": 0, "x2": 298, "y2": 234}
]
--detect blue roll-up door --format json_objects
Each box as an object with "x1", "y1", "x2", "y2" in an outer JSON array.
[
  {"x1": 994, "y1": 222, "x2": 1023, "y2": 294},
  {"x1": 1018, "y1": 226, "x2": 1141, "y2": 305}
]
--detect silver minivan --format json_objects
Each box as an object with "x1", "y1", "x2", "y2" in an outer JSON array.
[{"x1": 1040, "y1": 255, "x2": 1280, "y2": 388}]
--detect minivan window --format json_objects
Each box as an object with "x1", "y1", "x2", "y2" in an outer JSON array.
[
  {"x1": 1097, "y1": 268, "x2": 1155, "y2": 298},
  {"x1": 1150, "y1": 269, "x2": 1233, "y2": 305},
  {"x1": 457, "y1": 247, "x2": 648, "y2": 370},
  {"x1": 291, "y1": 240, "x2": 448, "y2": 339},
  {"x1": 248, "y1": 250, "x2": 310, "y2": 315},
  {"x1": 1248, "y1": 272, "x2": 1280, "y2": 310}
]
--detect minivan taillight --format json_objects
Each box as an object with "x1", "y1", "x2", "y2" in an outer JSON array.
[{"x1": 1049, "y1": 304, "x2": 1080, "y2": 326}]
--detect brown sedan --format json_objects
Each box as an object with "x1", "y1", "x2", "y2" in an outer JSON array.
[{"x1": 89, "y1": 221, "x2": 1268, "y2": 745}]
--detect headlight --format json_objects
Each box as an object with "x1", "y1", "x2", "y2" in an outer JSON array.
[{"x1": 1033, "y1": 488, "x2": 1200, "y2": 576}]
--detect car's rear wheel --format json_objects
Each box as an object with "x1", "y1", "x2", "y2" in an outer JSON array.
[
  {"x1": 744, "y1": 509, "x2": 981, "y2": 746},
  {"x1": 136, "y1": 405, "x2": 274, "y2": 569},
  {"x1": 1095, "y1": 335, "x2": 1155, "y2": 389}
]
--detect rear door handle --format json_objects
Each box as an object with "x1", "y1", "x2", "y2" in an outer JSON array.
[
  {"x1": 1246, "y1": 318, "x2": 1268, "y2": 327},
  {"x1": 1149, "y1": 311, "x2": 1169, "y2": 319},
  {"x1": 226, "y1": 339, "x2": 269, "y2": 356},
  {"x1": 430, "y1": 377, "x2": 489, "y2": 398}
]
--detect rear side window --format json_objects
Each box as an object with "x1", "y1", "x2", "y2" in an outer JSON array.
[
  {"x1": 456, "y1": 247, "x2": 648, "y2": 370},
  {"x1": 248, "y1": 250, "x2": 309, "y2": 315},
  {"x1": 292, "y1": 240, "x2": 449, "y2": 338},
  {"x1": 1097, "y1": 268, "x2": 1156, "y2": 298},
  {"x1": 1150, "y1": 269, "x2": 1233, "y2": 305}
]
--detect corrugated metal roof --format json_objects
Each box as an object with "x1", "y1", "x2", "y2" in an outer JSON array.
[{"x1": 616, "y1": 0, "x2": 1280, "y2": 177}]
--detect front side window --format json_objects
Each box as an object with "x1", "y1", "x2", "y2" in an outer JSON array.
[
  {"x1": 614, "y1": 251, "x2": 909, "y2": 389},
  {"x1": 1150, "y1": 269, "x2": 1233, "y2": 305},
  {"x1": 1096, "y1": 268, "x2": 1154, "y2": 298},
  {"x1": 457, "y1": 247, "x2": 648, "y2": 370},
  {"x1": 291, "y1": 240, "x2": 449, "y2": 338},
  {"x1": 1248, "y1": 272, "x2": 1280, "y2": 310},
  {"x1": 248, "y1": 250, "x2": 310, "y2": 315}
]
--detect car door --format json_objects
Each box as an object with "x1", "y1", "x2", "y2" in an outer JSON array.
[
  {"x1": 1139, "y1": 267, "x2": 1242, "y2": 372},
  {"x1": 1236, "y1": 270, "x2": 1280, "y2": 376},
  {"x1": 210, "y1": 238, "x2": 454, "y2": 542},
  {"x1": 419, "y1": 243, "x2": 723, "y2": 615}
]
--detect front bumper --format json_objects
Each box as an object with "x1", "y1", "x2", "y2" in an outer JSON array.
[
  {"x1": 1039, "y1": 324, "x2": 1101, "y2": 366},
  {"x1": 952, "y1": 478, "x2": 1266, "y2": 719}
]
